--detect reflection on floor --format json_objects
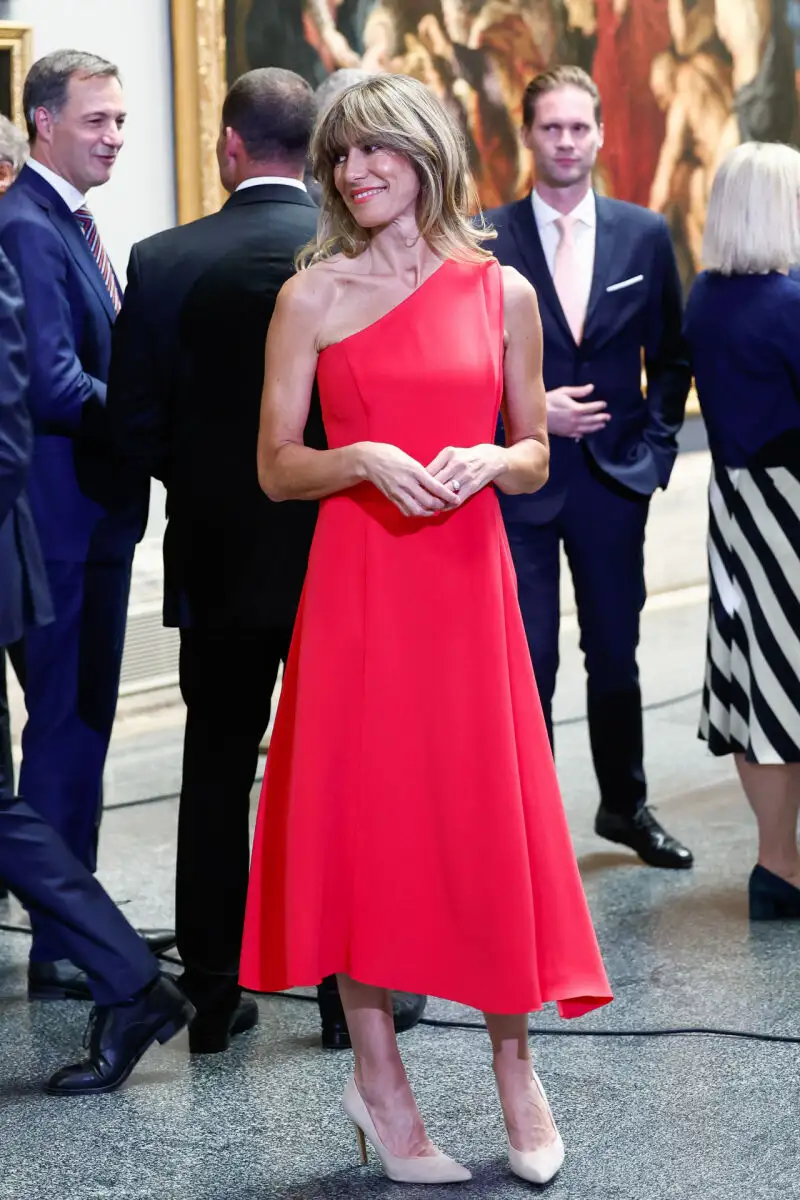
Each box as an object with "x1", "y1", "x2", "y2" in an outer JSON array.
[{"x1": 1, "y1": 597, "x2": 798, "y2": 1199}]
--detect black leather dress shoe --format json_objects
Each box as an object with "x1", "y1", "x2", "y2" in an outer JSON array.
[
  {"x1": 595, "y1": 805, "x2": 694, "y2": 869},
  {"x1": 44, "y1": 975, "x2": 195, "y2": 1096},
  {"x1": 318, "y1": 979, "x2": 427, "y2": 1050},
  {"x1": 28, "y1": 959, "x2": 93, "y2": 1001},
  {"x1": 28, "y1": 930, "x2": 177, "y2": 1001},
  {"x1": 139, "y1": 929, "x2": 177, "y2": 956},
  {"x1": 188, "y1": 995, "x2": 259, "y2": 1054}
]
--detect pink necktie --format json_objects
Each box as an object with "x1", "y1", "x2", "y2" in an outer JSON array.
[
  {"x1": 553, "y1": 214, "x2": 585, "y2": 344},
  {"x1": 74, "y1": 205, "x2": 121, "y2": 314}
]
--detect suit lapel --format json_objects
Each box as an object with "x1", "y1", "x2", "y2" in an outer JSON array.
[
  {"x1": 509, "y1": 197, "x2": 574, "y2": 344},
  {"x1": 582, "y1": 196, "x2": 619, "y2": 340},
  {"x1": 18, "y1": 167, "x2": 116, "y2": 324}
]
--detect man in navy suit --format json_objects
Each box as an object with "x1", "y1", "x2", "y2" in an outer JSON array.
[
  {"x1": 0, "y1": 245, "x2": 193, "y2": 1094},
  {"x1": 0, "y1": 50, "x2": 169, "y2": 998},
  {"x1": 487, "y1": 66, "x2": 694, "y2": 869},
  {"x1": 0, "y1": 113, "x2": 32, "y2": 826},
  {"x1": 0, "y1": 249, "x2": 51, "y2": 751}
]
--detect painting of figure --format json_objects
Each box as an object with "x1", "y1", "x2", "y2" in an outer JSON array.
[
  {"x1": 0, "y1": 48, "x2": 11, "y2": 120},
  {"x1": 0, "y1": 23, "x2": 33, "y2": 129},
  {"x1": 226, "y1": 1, "x2": 800, "y2": 284}
]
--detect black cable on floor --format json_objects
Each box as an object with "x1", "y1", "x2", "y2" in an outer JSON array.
[
  {"x1": 98, "y1": 685, "x2": 704, "y2": 813},
  {"x1": 104, "y1": 790, "x2": 183, "y2": 812},
  {"x1": 1, "y1": 933, "x2": 796, "y2": 1044},
  {"x1": 553, "y1": 688, "x2": 702, "y2": 728},
  {"x1": 419, "y1": 1016, "x2": 800, "y2": 1045},
  {"x1": 253, "y1": 988, "x2": 800, "y2": 1045}
]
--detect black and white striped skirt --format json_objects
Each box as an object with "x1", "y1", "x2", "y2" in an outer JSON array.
[{"x1": 699, "y1": 463, "x2": 800, "y2": 763}]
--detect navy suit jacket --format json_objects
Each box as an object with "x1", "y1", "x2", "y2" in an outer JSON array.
[
  {"x1": 486, "y1": 194, "x2": 691, "y2": 523},
  {"x1": 0, "y1": 165, "x2": 148, "y2": 564},
  {"x1": 0, "y1": 248, "x2": 52, "y2": 647}
]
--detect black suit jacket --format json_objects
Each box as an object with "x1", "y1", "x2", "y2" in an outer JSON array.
[
  {"x1": 486, "y1": 194, "x2": 691, "y2": 524},
  {"x1": 107, "y1": 184, "x2": 323, "y2": 629}
]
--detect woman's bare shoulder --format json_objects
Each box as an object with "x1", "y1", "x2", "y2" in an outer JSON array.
[
  {"x1": 276, "y1": 261, "x2": 343, "y2": 324},
  {"x1": 499, "y1": 265, "x2": 540, "y2": 347},
  {"x1": 279, "y1": 255, "x2": 370, "y2": 310},
  {"x1": 500, "y1": 264, "x2": 538, "y2": 308}
]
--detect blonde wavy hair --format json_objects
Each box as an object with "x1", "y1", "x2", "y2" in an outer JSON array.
[{"x1": 299, "y1": 73, "x2": 494, "y2": 268}]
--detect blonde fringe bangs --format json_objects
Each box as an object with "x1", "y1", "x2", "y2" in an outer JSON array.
[{"x1": 297, "y1": 75, "x2": 495, "y2": 269}]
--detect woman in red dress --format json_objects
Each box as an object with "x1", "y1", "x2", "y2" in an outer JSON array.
[{"x1": 241, "y1": 73, "x2": 611, "y2": 1186}]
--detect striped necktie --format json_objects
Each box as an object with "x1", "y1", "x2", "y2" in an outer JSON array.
[{"x1": 74, "y1": 205, "x2": 121, "y2": 314}]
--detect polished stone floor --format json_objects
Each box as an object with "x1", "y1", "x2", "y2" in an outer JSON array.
[{"x1": 2, "y1": 591, "x2": 799, "y2": 1200}]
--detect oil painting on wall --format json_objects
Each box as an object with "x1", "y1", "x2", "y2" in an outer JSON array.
[
  {"x1": 223, "y1": 1, "x2": 800, "y2": 287},
  {"x1": 0, "y1": 23, "x2": 33, "y2": 129}
]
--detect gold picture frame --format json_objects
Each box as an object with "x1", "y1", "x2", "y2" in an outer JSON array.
[
  {"x1": 170, "y1": 0, "x2": 227, "y2": 225},
  {"x1": 0, "y1": 22, "x2": 33, "y2": 129}
]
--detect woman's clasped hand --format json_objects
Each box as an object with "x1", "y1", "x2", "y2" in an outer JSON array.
[{"x1": 361, "y1": 441, "x2": 508, "y2": 517}]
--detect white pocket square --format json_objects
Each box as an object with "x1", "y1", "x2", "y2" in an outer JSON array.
[{"x1": 606, "y1": 275, "x2": 644, "y2": 293}]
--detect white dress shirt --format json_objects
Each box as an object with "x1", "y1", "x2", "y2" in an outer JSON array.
[
  {"x1": 532, "y1": 188, "x2": 596, "y2": 321},
  {"x1": 26, "y1": 158, "x2": 86, "y2": 212},
  {"x1": 235, "y1": 176, "x2": 307, "y2": 193}
]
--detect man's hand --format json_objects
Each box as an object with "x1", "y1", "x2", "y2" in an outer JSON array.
[{"x1": 546, "y1": 384, "x2": 610, "y2": 438}]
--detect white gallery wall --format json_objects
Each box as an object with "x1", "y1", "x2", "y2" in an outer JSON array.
[{"x1": 0, "y1": 0, "x2": 177, "y2": 279}]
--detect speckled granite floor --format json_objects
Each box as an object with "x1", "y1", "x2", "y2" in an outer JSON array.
[{"x1": 1, "y1": 594, "x2": 798, "y2": 1200}]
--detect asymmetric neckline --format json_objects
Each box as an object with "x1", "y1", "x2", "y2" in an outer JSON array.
[{"x1": 319, "y1": 259, "x2": 453, "y2": 355}]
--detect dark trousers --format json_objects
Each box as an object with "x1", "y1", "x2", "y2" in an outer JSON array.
[
  {"x1": 505, "y1": 451, "x2": 650, "y2": 816},
  {"x1": 0, "y1": 641, "x2": 25, "y2": 802},
  {"x1": 19, "y1": 557, "x2": 132, "y2": 961},
  {"x1": 176, "y1": 625, "x2": 292, "y2": 1012},
  {"x1": 0, "y1": 793, "x2": 157, "y2": 1005}
]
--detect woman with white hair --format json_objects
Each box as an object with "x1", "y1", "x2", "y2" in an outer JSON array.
[
  {"x1": 684, "y1": 141, "x2": 800, "y2": 921},
  {"x1": 0, "y1": 114, "x2": 28, "y2": 196}
]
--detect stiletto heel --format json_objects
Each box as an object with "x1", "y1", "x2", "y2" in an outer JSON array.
[
  {"x1": 354, "y1": 1122, "x2": 368, "y2": 1165},
  {"x1": 505, "y1": 1070, "x2": 565, "y2": 1186},
  {"x1": 342, "y1": 1074, "x2": 472, "y2": 1184}
]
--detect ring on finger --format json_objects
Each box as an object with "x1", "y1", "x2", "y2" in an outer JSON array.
[{"x1": 450, "y1": 479, "x2": 461, "y2": 494}]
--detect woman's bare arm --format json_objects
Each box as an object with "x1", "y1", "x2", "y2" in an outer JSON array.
[
  {"x1": 257, "y1": 272, "x2": 369, "y2": 502},
  {"x1": 257, "y1": 270, "x2": 458, "y2": 516},
  {"x1": 495, "y1": 266, "x2": 549, "y2": 496}
]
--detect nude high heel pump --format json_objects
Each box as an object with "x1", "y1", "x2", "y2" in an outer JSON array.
[
  {"x1": 506, "y1": 1070, "x2": 565, "y2": 1186},
  {"x1": 341, "y1": 1074, "x2": 472, "y2": 1184}
]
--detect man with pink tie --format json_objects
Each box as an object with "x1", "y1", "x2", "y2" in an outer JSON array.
[{"x1": 486, "y1": 66, "x2": 694, "y2": 870}]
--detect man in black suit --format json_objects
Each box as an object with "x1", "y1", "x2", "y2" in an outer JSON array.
[
  {"x1": 108, "y1": 68, "x2": 424, "y2": 1053},
  {"x1": 487, "y1": 66, "x2": 694, "y2": 869},
  {"x1": 0, "y1": 245, "x2": 193, "y2": 1095}
]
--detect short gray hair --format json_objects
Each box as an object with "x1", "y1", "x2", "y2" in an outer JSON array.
[
  {"x1": 0, "y1": 115, "x2": 28, "y2": 175},
  {"x1": 703, "y1": 142, "x2": 800, "y2": 275},
  {"x1": 315, "y1": 69, "x2": 376, "y2": 115},
  {"x1": 23, "y1": 49, "x2": 120, "y2": 141}
]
